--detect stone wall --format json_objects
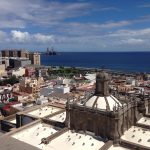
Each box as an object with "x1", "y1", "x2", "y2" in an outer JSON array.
[{"x1": 67, "y1": 100, "x2": 145, "y2": 143}]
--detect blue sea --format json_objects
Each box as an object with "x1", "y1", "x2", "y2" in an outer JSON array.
[{"x1": 41, "y1": 52, "x2": 150, "y2": 73}]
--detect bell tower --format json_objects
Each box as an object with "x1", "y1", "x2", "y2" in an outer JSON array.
[{"x1": 95, "y1": 71, "x2": 110, "y2": 96}]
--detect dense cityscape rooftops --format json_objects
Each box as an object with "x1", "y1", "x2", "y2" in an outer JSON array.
[{"x1": 0, "y1": 49, "x2": 150, "y2": 150}]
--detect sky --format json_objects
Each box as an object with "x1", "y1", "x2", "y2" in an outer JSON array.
[{"x1": 0, "y1": 0, "x2": 150, "y2": 52}]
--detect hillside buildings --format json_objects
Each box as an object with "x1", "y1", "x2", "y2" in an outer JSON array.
[
  {"x1": 19, "y1": 77, "x2": 44, "y2": 94},
  {"x1": 35, "y1": 67, "x2": 48, "y2": 77},
  {"x1": 8, "y1": 67, "x2": 25, "y2": 77},
  {"x1": 25, "y1": 66, "x2": 35, "y2": 77}
]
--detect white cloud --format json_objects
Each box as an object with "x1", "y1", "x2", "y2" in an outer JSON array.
[
  {"x1": 55, "y1": 20, "x2": 131, "y2": 36},
  {"x1": 100, "y1": 21, "x2": 131, "y2": 28},
  {"x1": 0, "y1": 27, "x2": 150, "y2": 51},
  {"x1": 34, "y1": 33, "x2": 55, "y2": 43},
  {"x1": 0, "y1": 0, "x2": 91, "y2": 28},
  {"x1": 0, "y1": 0, "x2": 122, "y2": 29},
  {"x1": 102, "y1": 28, "x2": 150, "y2": 48},
  {"x1": 121, "y1": 38, "x2": 144, "y2": 45},
  {"x1": 58, "y1": 28, "x2": 150, "y2": 50},
  {"x1": 10, "y1": 30, "x2": 55, "y2": 44},
  {"x1": 108, "y1": 28, "x2": 150, "y2": 38},
  {"x1": 0, "y1": 0, "x2": 149, "y2": 51},
  {"x1": 0, "y1": 20, "x2": 25, "y2": 28},
  {"x1": 11, "y1": 30, "x2": 30, "y2": 43},
  {"x1": 99, "y1": 7, "x2": 119, "y2": 11}
]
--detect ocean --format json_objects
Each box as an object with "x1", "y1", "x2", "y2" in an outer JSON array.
[{"x1": 41, "y1": 52, "x2": 150, "y2": 73}]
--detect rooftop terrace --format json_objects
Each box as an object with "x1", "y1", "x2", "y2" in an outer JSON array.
[
  {"x1": 48, "y1": 111, "x2": 66, "y2": 123},
  {"x1": 11, "y1": 122, "x2": 58, "y2": 149},
  {"x1": 121, "y1": 126, "x2": 150, "y2": 148},
  {"x1": 43, "y1": 130, "x2": 105, "y2": 150},
  {"x1": 137, "y1": 116, "x2": 150, "y2": 126},
  {"x1": 27, "y1": 105, "x2": 62, "y2": 118}
]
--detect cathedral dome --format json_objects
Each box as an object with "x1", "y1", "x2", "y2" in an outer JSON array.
[
  {"x1": 84, "y1": 71, "x2": 123, "y2": 111},
  {"x1": 85, "y1": 95, "x2": 122, "y2": 111}
]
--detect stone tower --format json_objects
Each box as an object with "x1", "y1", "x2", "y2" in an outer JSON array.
[{"x1": 95, "y1": 71, "x2": 109, "y2": 96}]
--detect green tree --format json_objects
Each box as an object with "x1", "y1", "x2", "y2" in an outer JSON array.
[{"x1": 7, "y1": 75, "x2": 19, "y2": 85}]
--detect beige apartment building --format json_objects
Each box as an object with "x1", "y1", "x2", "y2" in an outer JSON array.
[
  {"x1": 19, "y1": 77, "x2": 44, "y2": 95},
  {"x1": 0, "y1": 64, "x2": 6, "y2": 76},
  {"x1": 29, "y1": 52, "x2": 41, "y2": 65},
  {"x1": 19, "y1": 77, "x2": 39, "y2": 94}
]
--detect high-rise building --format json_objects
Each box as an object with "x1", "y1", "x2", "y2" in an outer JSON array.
[
  {"x1": 1, "y1": 49, "x2": 29, "y2": 58},
  {"x1": 1, "y1": 50, "x2": 9, "y2": 57},
  {"x1": 9, "y1": 58, "x2": 31, "y2": 68},
  {"x1": 29, "y1": 52, "x2": 41, "y2": 65}
]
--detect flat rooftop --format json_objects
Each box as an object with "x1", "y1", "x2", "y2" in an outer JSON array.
[
  {"x1": 11, "y1": 122, "x2": 58, "y2": 149},
  {"x1": 121, "y1": 126, "x2": 150, "y2": 148},
  {"x1": 48, "y1": 111, "x2": 66, "y2": 123},
  {"x1": 108, "y1": 145, "x2": 130, "y2": 150},
  {"x1": 0, "y1": 136, "x2": 39, "y2": 150},
  {"x1": 137, "y1": 116, "x2": 150, "y2": 126},
  {"x1": 27, "y1": 106, "x2": 62, "y2": 118},
  {"x1": 42, "y1": 130, "x2": 105, "y2": 150}
]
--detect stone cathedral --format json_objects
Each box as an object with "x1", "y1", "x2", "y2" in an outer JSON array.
[{"x1": 66, "y1": 71, "x2": 149, "y2": 143}]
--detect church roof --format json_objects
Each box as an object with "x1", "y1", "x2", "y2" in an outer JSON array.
[
  {"x1": 83, "y1": 71, "x2": 123, "y2": 111},
  {"x1": 84, "y1": 95, "x2": 122, "y2": 111}
]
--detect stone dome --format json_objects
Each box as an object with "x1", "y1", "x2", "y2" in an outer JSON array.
[
  {"x1": 85, "y1": 95, "x2": 122, "y2": 111},
  {"x1": 84, "y1": 71, "x2": 122, "y2": 111}
]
